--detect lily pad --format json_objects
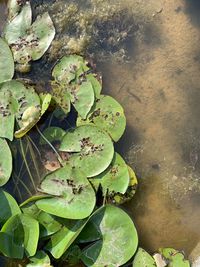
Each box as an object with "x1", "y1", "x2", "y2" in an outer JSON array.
[
  {"x1": 0, "y1": 138, "x2": 13, "y2": 186},
  {"x1": 91, "y1": 152, "x2": 129, "y2": 196},
  {"x1": 40, "y1": 127, "x2": 66, "y2": 145},
  {"x1": 36, "y1": 164, "x2": 96, "y2": 219},
  {"x1": 86, "y1": 73, "x2": 102, "y2": 99},
  {"x1": 27, "y1": 251, "x2": 52, "y2": 267},
  {"x1": 80, "y1": 205, "x2": 138, "y2": 267},
  {"x1": 0, "y1": 214, "x2": 39, "y2": 258},
  {"x1": 0, "y1": 38, "x2": 14, "y2": 84},
  {"x1": 132, "y1": 248, "x2": 156, "y2": 267},
  {"x1": 52, "y1": 55, "x2": 89, "y2": 85},
  {"x1": 7, "y1": 0, "x2": 25, "y2": 20},
  {"x1": 46, "y1": 219, "x2": 87, "y2": 259},
  {"x1": 0, "y1": 80, "x2": 41, "y2": 140},
  {"x1": 59, "y1": 125, "x2": 114, "y2": 177},
  {"x1": 159, "y1": 248, "x2": 190, "y2": 267},
  {"x1": 0, "y1": 189, "x2": 21, "y2": 224},
  {"x1": 77, "y1": 95, "x2": 126, "y2": 142},
  {"x1": 4, "y1": 5, "x2": 55, "y2": 66}
]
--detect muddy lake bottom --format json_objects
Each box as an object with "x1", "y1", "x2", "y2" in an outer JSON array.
[{"x1": 1, "y1": 0, "x2": 200, "y2": 262}]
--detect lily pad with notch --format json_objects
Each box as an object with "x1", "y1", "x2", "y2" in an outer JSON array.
[
  {"x1": 80, "y1": 205, "x2": 138, "y2": 267},
  {"x1": 158, "y1": 248, "x2": 190, "y2": 267},
  {"x1": 0, "y1": 37, "x2": 14, "y2": 84},
  {"x1": 59, "y1": 125, "x2": 114, "y2": 177},
  {"x1": 0, "y1": 138, "x2": 13, "y2": 186},
  {"x1": 36, "y1": 164, "x2": 96, "y2": 219},
  {"x1": 77, "y1": 95, "x2": 126, "y2": 142},
  {"x1": 90, "y1": 152, "x2": 130, "y2": 196}
]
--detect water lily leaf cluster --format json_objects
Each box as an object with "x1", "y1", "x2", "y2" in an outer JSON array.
[{"x1": 0, "y1": 1, "x2": 191, "y2": 266}]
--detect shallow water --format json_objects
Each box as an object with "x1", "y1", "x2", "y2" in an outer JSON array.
[{"x1": 1, "y1": 0, "x2": 200, "y2": 261}]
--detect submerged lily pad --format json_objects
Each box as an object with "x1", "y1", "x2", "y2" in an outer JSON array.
[
  {"x1": 60, "y1": 125, "x2": 114, "y2": 177},
  {"x1": 0, "y1": 189, "x2": 21, "y2": 224},
  {"x1": 80, "y1": 205, "x2": 138, "y2": 267},
  {"x1": 77, "y1": 95, "x2": 126, "y2": 142},
  {"x1": 158, "y1": 248, "x2": 190, "y2": 267},
  {"x1": 36, "y1": 164, "x2": 96, "y2": 219},
  {"x1": 0, "y1": 214, "x2": 39, "y2": 259},
  {"x1": 0, "y1": 38, "x2": 14, "y2": 84},
  {"x1": 0, "y1": 138, "x2": 13, "y2": 186},
  {"x1": 0, "y1": 80, "x2": 40, "y2": 140},
  {"x1": 4, "y1": 2, "x2": 55, "y2": 67},
  {"x1": 133, "y1": 248, "x2": 156, "y2": 267},
  {"x1": 40, "y1": 127, "x2": 66, "y2": 145},
  {"x1": 91, "y1": 152, "x2": 129, "y2": 196},
  {"x1": 46, "y1": 219, "x2": 87, "y2": 259}
]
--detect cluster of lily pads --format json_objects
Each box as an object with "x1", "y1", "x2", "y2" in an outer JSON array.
[{"x1": 0, "y1": 1, "x2": 191, "y2": 266}]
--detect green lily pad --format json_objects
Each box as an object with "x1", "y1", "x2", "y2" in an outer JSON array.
[
  {"x1": 0, "y1": 189, "x2": 21, "y2": 224},
  {"x1": 86, "y1": 73, "x2": 102, "y2": 99},
  {"x1": 132, "y1": 248, "x2": 156, "y2": 267},
  {"x1": 36, "y1": 164, "x2": 96, "y2": 219},
  {"x1": 27, "y1": 251, "x2": 52, "y2": 267},
  {"x1": 0, "y1": 214, "x2": 39, "y2": 258},
  {"x1": 0, "y1": 80, "x2": 41, "y2": 140},
  {"x1": 41, "y1": 93, "x2": 52, "y2": 115},
  {"x1": 22, "y1": 202, "x2": 62, "y2": 238},
  {"x1": 91, "y1": 152, "x2": 129, "y2": 196},
  {"x1": 59, "y1": 125, "x2": 114, "y2": 177},
  {"x1": 0, "y1": 38, "x2": 14, "y2": 84},
  {"x1": 46, "y1": 219, "x2": 87, "y2": 259},
  {"x1": 4, "y1": 5, "x2": 55, "y2": 66},
  {"x1": 4, "y1": 2, "x2": 32, "y2": 44},
  {"x1": 52, "y1": 55, "x2": 89, "y2": 85},
  {"x1": 40, "y1": 127, "x2": 66, "y2": 145},
  {"x1": 80, "y1": 205, "x2": 138, "y2": 267},
  {"x1": 0, "y1": 138, "x2": 13, "y2": 186},
  {"x1": 7, "y1": 0, "x2": 25, "y2": 20},
  {"x1": 159, "y1": 248, "x2": 190, "y2": 267},
  {"x1": 77, "y1": 95, "x2": 126, "y2": 142}
]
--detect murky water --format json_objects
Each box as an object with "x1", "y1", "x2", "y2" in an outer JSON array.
[{"x1": 1, "y1": 0, "x2": 200, "y2": 261}]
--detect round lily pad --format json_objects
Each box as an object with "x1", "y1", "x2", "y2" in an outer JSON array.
[
  {"x1": 0, "y1": 138, "x2": 13, "y2": 186},
  {"x1": 77, "y1": 95, "x2": 126, "y2": 142},
  {"x1": 133, "y1": 248, "x2": 156, "y2": 267},
  {"x1": 91, "y1": 152, "x2": 130, "y2": 196},
  {"x1": 59, "y1": 125, "x2": 114, "y2": 177},
  {"x1": 80, "y1": 205, "x2": 138, "y2": 266},
  {"x1": 36, "y1": 164, "x2": 96, "y2": 219},
  {"x1": 0, "y1": 37, "x2": 14, "y2": 84},
  {"x1": 0, "y1": 214, "x2": 39, "y2": 259}
]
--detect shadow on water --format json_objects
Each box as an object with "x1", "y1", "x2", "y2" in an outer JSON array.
[{"x1": 184, "y1": 0, "x2": 200, "y2": 27}]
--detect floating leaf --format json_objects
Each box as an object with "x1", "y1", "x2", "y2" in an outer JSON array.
[
  {"x1": 0, "y1": 138, "x2": 13, "y2": 186},
  {"x1": 0, "y1": 38, "x2": 14, "y2": 84},
  {"x1": 60, "y1": 125, "x2": 114, "y2": 177},
  {"x1": 52, "y1": 55, "x2": 89, "y2": 85},
  {"x1": 80, "y1": 205, "x2": 138, "y2": 267},
  {"x1": 46, "y1": 219, "x2": 87, "y2": 259},
  {"x1": 86, "y1": 73, "x2": 102, "y2": 99},
  {"x1": 132, "y1": 248, "x2": 156, "y2": 267},
  {"x1": 36, "y1": 164, "x2": 96, "y2": 219},
  {"x1": 4, "y1": 6, "x2": 55, "y2": 66},
  {"x1": 4, "y1": 2, "x2": 32, "y2": 44},
  {"x1": 7, "y1": 0, "x2": 25, "y2": 20},
  {"x1": 77, "y1": 95, "x2": 126, "y2": 142},
  {"x1": 0, "y1": 80, "x2": 40, "y2": 140},
  {"x1": 27, "y1": 251, "x2": 52, "y2": 267},
  {"x1": 0, "y1": 189, "x2": 21, "y2": 224},
  {"x1": 0, "y1": 214, "x2": 39, "y2": 258},
  {"x1": 159, "y1": 248, "x2": 190, "y2": 267},
  {"x1": 91, "y1": 152, "x2": 129, "y2": 196},
  {"x1": 41, "y1": 93, "x2": 52, "y2": 115}
]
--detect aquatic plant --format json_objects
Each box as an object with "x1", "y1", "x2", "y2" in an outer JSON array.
[{"x1": 0, "y1": 1, "x2": 191, "y2": 266}]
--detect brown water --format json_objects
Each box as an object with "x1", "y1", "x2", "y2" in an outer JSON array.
[{"x1": 1, "y1": 0, "x2": 200, "y2": 260}]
